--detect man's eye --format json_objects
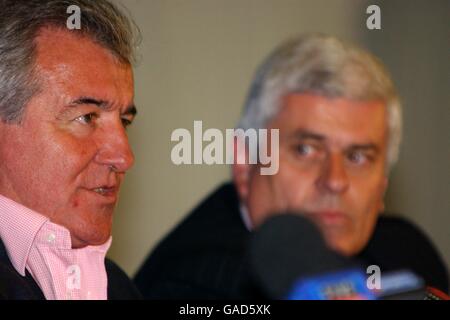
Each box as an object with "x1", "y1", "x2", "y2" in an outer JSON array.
[
  {"x1": 347, "y1": 151, "x2": 367, "y2": 164},
  {"x1": 76, "y1": 113, "x2": 98, "y2": 125},
  {"x1": 296, "y1": 143, "x2": 315, "y2": 156}
]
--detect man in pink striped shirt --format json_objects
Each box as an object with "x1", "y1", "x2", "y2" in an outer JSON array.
[{"x1": 0, "y1": 0, "x2": 141, "y2": 300}]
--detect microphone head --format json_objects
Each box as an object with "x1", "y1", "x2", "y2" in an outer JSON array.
[{"x1": 248, "y1": 213, "x2": 361, "y2": 299}]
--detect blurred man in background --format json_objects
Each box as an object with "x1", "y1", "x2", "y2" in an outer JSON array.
[{"x1": 135, "y1": 34, "x2": 448, "y2": 299}]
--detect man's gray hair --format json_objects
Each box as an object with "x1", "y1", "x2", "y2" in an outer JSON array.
[
  {"x1": 237, "y1": 34, "x2": 402, "y2": 171},
  {"x1": 0, "y1": 0, "x2": 140, "y2": 123}
]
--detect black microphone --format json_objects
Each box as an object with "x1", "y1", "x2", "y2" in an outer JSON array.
[
  {"x1": 248, "y1": 213, "x2": 370, "y2": 299},
  {"x1": 247, "y1": 213, "x2": 428, "y2": 300}
]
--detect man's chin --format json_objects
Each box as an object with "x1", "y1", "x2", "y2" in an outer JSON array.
[
  {"x1": 322, "y1": 233, "x2": 361, "y2": 257},
  {"x1": 70, "y1": 229, "x2": 112, "y2": 248}
]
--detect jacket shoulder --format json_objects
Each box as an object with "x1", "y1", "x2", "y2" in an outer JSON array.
[
  {"x1": 134, "y1": 183, "x2": 252, "y2": 298},
  {"x1": 105, "y1": 258, "x2": 142, "y2": 300}
]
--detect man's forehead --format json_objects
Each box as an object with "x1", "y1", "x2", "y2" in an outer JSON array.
[
  {"x1": 33, "y1": 27, "x2": 134, "y2": 108},
  {"x1": 272, "y1": 93, "x2": 388, "y2": 144},
  {"x1": 282, "y1": 93, "x2": 387, "y2": 114},
  {"x1": 35, "y1": 27, "x2": 132, "y2": 78},
  {"x1": 36, "y1": 28, "x2": 102, "y2": 63}
]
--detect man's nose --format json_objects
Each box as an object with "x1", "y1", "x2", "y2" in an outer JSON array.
[
  {"x1": 95, "y1": 122, "x2": 135, "y2": 172},
  {"x1": 316, "y1": 153, "x2": 349, "y2": 194}
]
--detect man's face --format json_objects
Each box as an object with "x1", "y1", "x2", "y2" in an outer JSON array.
[
  {"x1": 0, "y1": 28, "x2": 135, "y2": 248},
  {"x1": 235, "y1": 93, "x2": 388, "y2": 256}
]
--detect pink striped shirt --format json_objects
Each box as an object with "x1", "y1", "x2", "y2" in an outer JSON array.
[{"x1": 0, "y1": 194, "x2": 111, "y2": 300}]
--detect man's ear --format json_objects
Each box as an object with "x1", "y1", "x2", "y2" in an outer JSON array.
[
  {"x1": 231, "y1": 136, "x2": 252, "y2": 202},
  {"x1": 379, "y1": 177, "x2": 389, "y2": 212},
  {"x1": 232, "y1": 162, "x2": 252, "y2": 202}
]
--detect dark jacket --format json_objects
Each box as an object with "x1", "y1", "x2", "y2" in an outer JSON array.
[
  {"x1": 0, "y1": 239, "x2": 141, "y2": 300},
  {"x1": 134, "y1": 183, "x2": 449, "y2": 299}
]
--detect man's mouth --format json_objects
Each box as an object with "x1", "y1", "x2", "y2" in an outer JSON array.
[
  {"x1": 305, "y1": 210, "x2": 349, "y2": 226},
  {"x1": 92, "y1": 187, "x2": 116, "y2": 195},
  {"x1": 89, "y1": 186, "x2": 118, "y2": 202}
]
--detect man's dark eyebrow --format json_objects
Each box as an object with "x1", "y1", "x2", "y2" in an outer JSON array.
[
  {"x1": 347, "y1": 144, "x2": 380, "y2": 153},
  {"x1": 71, "y1": 97, "x2": 110, "y2": 109},
  {"x1": 124, "y1": 104, "x2": 137, "y2": 116},
  {"x1": 292, "y1": 129, "x2": 326, "y2": 141},
  {"x1": 70, "y1": 97, "x2": 137, "y2": 116},
  {"x1": 292, "y1": 129, "x2": 380, "y2": 153}
]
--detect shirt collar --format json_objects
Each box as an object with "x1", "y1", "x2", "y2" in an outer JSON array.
[
  {"x1": 0, "y1": 194, "x2": 49, "y2": 276},
  {"x1": 239, "y1": 203, "x2": 253, "y2": 231},
  {"x1": 0, "y1": 194, "x2": 111, "y2": 276}
]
